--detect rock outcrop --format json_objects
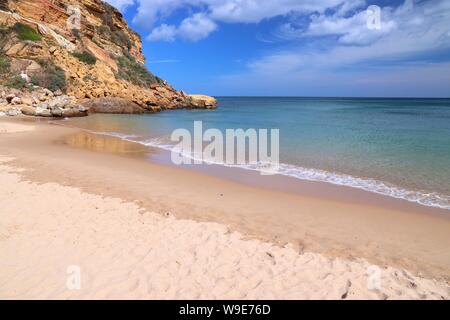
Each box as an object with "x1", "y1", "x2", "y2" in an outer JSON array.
[
  {"x1": 0, "y1": 85, "x2": 88, "y2": 117},
  {"x1": 82, "y1": 97, "x2": 144, "y2": 114},
  {"x1": 0, "y1": 0, "x2": 217, "y2": 117}
]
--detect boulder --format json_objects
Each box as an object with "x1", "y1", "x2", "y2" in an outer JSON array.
[
  {"x1": 11, "y1": 97, "x2": 22, "y2": 105},
  {"x1": 147, "y1": 106, "x2": 162, "y2": 113},
  {"x1": 51, "y1": 107, "x2": 63, "y2": 117},
  {"x1": 6, "y1": 108, "x2": 20, "y2": 116},
  {"x1": 37, "y1": 102, "x2": 49, "y2": 110},
  {"x1": 188, "y1": 95, "x2": 218, "y2": 109},
  {"x1": 36, "y1": 109, "x2": 52, "y2": 117},
  {"x1": 21, "y1": 97, "x2": 34, "y2": 106},
  {"x1": 21, "y1": 105, "x2": 37, "y2": 116},
  {"x1": 6, "y1": 94, "x2": 15, "y2": 103},
  {"x1": 49, "y1": 98, "x2": 64, "y2": 108},
  {"x1": 35, "y1": 105, "x2": 50, "y2": 116},
  {"x1": 61, "y1": 105, "x2": 88, "y2": 117},
  {"x1": 82, "y1": 97, "x2": 145, "y2": 114},
  {"x1": 43, "y1": 88, "x2": 54, "y2": 97}
]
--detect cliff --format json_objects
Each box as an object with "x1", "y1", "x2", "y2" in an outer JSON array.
[{"x1": 0, "y1": 0, "x2": 217, "y2": 117}]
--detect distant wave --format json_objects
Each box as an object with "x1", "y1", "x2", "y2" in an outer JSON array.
[{"x1": 67, "y1": 128, "x2": 450, "y2": 211}]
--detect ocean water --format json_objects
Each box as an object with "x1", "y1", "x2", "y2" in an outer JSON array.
[{"x1": 66, "y1": 97, "x2": 450, "y2": 210}]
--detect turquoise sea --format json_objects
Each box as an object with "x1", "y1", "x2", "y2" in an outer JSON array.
[{"x1": 67, "y1": 97, "x2": 450, "y2": 210}]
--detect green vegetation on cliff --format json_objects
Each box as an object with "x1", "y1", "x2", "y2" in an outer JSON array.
[
  {"x1": 95, "y1": 3, "x2": 132, "y2": 50},
  {"x1": 0, "y1": 25, "x2": 12, "y2": 83},
  {"x1": 0, "y1": 23, "x2": 10, "y2": 48},
  {"x1": 31, "y1": 59, "x2": 66, "y2": 92},
  {"x1": 72, "y1": 52, "x2": 97, "y2": 65},
  {"x1": 0, "y1": 54, "x2": 10, "y2": 75},
  {"x1": 12, "y1": 22, "x2": 41, "y2": 41},
  {"x1": 116, "y1": 53, "x2": 162, "y2": 88},
  {"x1": 4, "y1": 75, "x2": 27, "y2": 89}
]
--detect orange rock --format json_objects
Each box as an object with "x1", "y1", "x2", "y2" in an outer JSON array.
[
  {"x1": 83, "y1": 37, "x2": 118, "y2": 72},
  {"x1": 0, "y1": 0, "x2": 217, "y2": 114}
]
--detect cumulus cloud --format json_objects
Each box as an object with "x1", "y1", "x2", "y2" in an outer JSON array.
[
  {"x1": 110, "y1": 0, "x2": 449, "y2": 48},
  {"x1": 207, "y1": 0, "x2": 345, "y2": 23},
  {"x1": 131, "y1": 0, "x2": 346, "y2": 27},
  {"x1": 147, "y1": 13, "x2": 217, "y2": 42},
  {"x1": 106, "y1": 0, "x2": 450, "y2": 96},
  {"x1": 275, "y1": 2, "x2": 397, "y2": 45},
  {"x1": 130, "y1": 0, "x2": 351, "y2": 40},
  {"x1": 261, "y1": 1, "x2": 449, "y2": 70},
  {"x1": 178, "y1": 13, "x2": 217, "y2": 41},
  {"x1": 218, "y1": 0, "x2": 450, "y2": 96},
  {"x1": 147, "y1": 24, "x2": 177, "y2": 42}
]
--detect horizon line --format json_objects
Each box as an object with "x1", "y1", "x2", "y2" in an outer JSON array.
[{"x1": 209, "y1": 95, "x2": 450, "y2": 99}]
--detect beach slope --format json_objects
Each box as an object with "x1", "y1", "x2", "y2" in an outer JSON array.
[{"x1": 0, "y1": 120, "x2": 449, "y2": 299}]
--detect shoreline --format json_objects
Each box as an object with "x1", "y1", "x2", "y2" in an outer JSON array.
[
  {"x1": 0, "y1": 154, "x2": 447, "y2": 299},
  {"x1": 144, "y1": 141, "x2": 450, "y2": 212},
  {"x1": 148, "y1": 148, "x2": 450, "y2": 217},
  {"x1": 0, "y1": 117, "x2": 449, "y2": 299},
  {"x1": 59, "y1": 116, "x2": 450, "y2": 217},
  {"x1": 61, "y1": 114, "x2": 450, "y2": 212}
]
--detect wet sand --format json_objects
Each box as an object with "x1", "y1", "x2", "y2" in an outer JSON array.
[{"x1": 0, "y1": 117, "x2": 449, "y2": 299}]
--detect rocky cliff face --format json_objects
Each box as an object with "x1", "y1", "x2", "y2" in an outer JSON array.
[{"x1": 0, "y1": 0, "x2": 217, "y2": 116}]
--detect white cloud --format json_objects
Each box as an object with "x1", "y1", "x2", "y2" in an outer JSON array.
[
  {"x1": 260, "y1": 0, "x2": 449, "y2": 70},
  {"x1": 132, "y1": 0, "x2": 185, "y2": 29},
  {"x1": 147, "y1": 24, "x2": 177, "y2": 42},
  {"x1": 217, "y1": 61, "x2": 450, "y2": 97},
  {"x1": 130, "y1": 0, "x2": 346, "y2": 25},
  {"x1": 147, "y1": 13, "x2": 216, "y2": 42},
  {"x1": 217, "y1": 0, "x2": 450, "y2": 96},
  {"x1": 130, "y1": 0, "x2": 348, "y2": 32},
  {"x1": 208, "y1": 0, "x2": 344, "y2": 23},
  {"x1": 275, "y1": 2, "x2": 398, "y2": 45},
  {"x1": 106, "y1": 0, "x2": 450, "y2": 96},
  {"x1": 178, "y1": 13, "x2": 217, "y2": 41},
  {"x1": 114, "y1": 0, "x2": 406, "y2": 44}
]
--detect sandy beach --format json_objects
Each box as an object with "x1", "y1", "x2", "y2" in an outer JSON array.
[{"x1": 0, "y1": 118, "x2": 449, "y2": 299}]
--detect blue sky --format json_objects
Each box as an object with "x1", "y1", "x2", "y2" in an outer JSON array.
[{"x1": 106, "y1": 0, "x2": 450, "y2": 97}]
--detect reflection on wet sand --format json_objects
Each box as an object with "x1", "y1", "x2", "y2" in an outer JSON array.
[{"x1": 63, "y1": 131, "x2": 149, "y2": 155}]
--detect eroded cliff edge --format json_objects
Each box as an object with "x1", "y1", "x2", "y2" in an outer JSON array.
[{"x1": 0, "y1": 0, "x2": 217, "y2": 117}]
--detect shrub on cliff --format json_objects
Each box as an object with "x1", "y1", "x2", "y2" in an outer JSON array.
[
  {"x1": 116, "y1": 54, "x2": 162, "y2": 88},
  {"x1": 72, "y1": 52, "x2": 97, "y2": 65},
  {"x1": 100, "y1": 4, "x2": 132, "y2": 50},
  {"x1": 0, "y1": 25, "x2": 11, "y2": 78},
  {"x1": 0, "y1": 24, "x2": 11, "y2": 48},
  {"x1": 96, "y1": 26, "x2": 131, "y2": 50},
  {"x1": 71, "y1": 28, "x2": 81, "y2": 39},
  {"x1": 0, "y1": 23, "x2": 8, "y2": 35},
  {"x1": 31, "y1": 59, "x2": 66, "y2": 92},
  {"x1": 114, "y1": 31, "x2": 132, "y2": 50},
  {"x1": 12, "y1": 23, "x2": 41, "y2": 41},
  {"x1": 5, "y1": 75, "x2": 26, "y2": 89},
  {"x1": 0, "y1": 54, "x2": 10, "y2": 75}
]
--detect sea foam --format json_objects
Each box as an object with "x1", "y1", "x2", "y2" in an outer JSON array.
[{"x1": 89, "y1": 131, "x2": 449, "y2": 211}]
